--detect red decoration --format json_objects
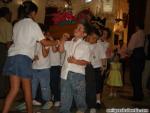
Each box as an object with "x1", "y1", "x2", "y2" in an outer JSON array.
[{"x1": 51, "y1": 11, "x2": 76, "y2": 25}]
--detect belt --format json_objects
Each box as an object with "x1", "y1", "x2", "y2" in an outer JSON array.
[{"x1": 0, "y1": 42, "x2": 6, "y2": 45}]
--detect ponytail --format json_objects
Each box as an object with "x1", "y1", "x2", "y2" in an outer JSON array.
[{"x1": 17, "y1": 1, "x2": 38, "y2": 19}]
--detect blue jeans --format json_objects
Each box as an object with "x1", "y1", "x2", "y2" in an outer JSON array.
[
  {"x1": 60, "y1": 71, "x2": 87, "y2": 113},
  {"x1": 32, "y1": 69, "x2": 51, "y2": 101}
]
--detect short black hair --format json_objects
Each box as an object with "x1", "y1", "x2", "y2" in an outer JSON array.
[
  {"x1": 135, "y1": 21, "x2": 144, "y2": 29},
  {"x1": 82, "y1": 20, "x2": 100, "y2": 37},
  {"x1": 0, "y1": 7, "x2": 10, "y2": 17},
  {"x1": 18, "y1": 1, "x2": 38, "y2": 19},
  {"x1": 38, "y1": 23, "x2": 47, "y2": 32}
]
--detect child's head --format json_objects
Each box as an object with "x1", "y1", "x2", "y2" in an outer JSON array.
[
  {"x1": 74, "y1": 24, "x2": 87, "y2": 38},
  {"x1": 18, "y1": 1, "x2": 38, "y2": 20},
  {"x1": 85, "y1": 26, "x2": 100, "y2": 44},
  {"x1": 74, "y1": 21, "x2": 93, "y2": 39},
  {"x1": 101, "y1": 27, "x2": 111, "y2": 41},
  {"x1": 113, "y1": 53, "x2": 120, "y2": 62}
]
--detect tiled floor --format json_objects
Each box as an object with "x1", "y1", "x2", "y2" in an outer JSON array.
[{"x1": 0, "y1": 70, "x2": 150, "y2": 113}]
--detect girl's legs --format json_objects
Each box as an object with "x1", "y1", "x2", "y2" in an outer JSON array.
[
  {"x1": 21, "y1": 78, "x2": 32, "y2": 113},
  {"x1": 2, "y1": 75, "x2": 21, "y2": 113}
]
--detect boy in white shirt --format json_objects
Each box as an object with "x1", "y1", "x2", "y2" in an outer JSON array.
[
  {"x1": 59, "y1": 23, "x2": 91, "y2": 113},
  {"x1": 49, "y1": 44, "x2": 61, "y2": 107},
  {"x1": 85, "y1": 26, "x2": 106, "y2": 113}
]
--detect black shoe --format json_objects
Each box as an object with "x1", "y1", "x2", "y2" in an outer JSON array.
[{"x1": 96, "y1": 103, "x2": 101, "y2": 109}]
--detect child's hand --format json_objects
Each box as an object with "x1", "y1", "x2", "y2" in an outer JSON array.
[
  {"x1": 61, "y1": 33, "x2": 70, "y2": 41},
  {"x1": 33, "y1": 55, "x2": 39, "y2": 61},
  {"x1": 67, "y1": 56, "x2": 76, "y2": 64}
]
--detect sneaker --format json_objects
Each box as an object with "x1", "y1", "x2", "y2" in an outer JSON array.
[
  {"x1": 90, "y1": 108, "x2": 96, "y2": 113},
  {"x1": 41, "y1": 101, "x2": 53, "y2": 110},
  {"x1": 54, "y1": 101, "x2": 60, "y2": 107},
  {"x1": 16, "y1": 102, "x2": 26, "y2": 110},
  {"x1": 32, "y1": 100, "x2": 42, "y2": 106}
]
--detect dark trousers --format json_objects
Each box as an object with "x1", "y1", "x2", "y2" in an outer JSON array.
[
  {"x1": 85, "y1": 64, "x2": 96, "y2": 108},
  {"x1": 50, "y1": 66, "x2": 61, "y2": 101},
  {"x1": 130, "y1": 47, "x2": 145, "y2": 99},
  {"x1": 120, "y1": 58, "x2": 126, "y2": 84},
  {"x1": 0, "y1": 43, "x2": 9, "y2": 98}
]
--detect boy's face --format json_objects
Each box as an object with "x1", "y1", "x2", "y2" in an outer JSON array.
[
  {"x1": 74, "y1": 24, "x2": 86, "y2": 38},
  {"x1": 101, "y1": 30, "x2": 108, "y2": 40},
  {"x1": 87, "y1": 33, "x2": 98, "y2": 44}
]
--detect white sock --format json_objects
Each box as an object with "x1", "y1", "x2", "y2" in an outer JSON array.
[{"x1": 96, "y1": 100, "x2": 101, "y2": 104}]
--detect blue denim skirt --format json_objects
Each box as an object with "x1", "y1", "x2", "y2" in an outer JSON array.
[{"x1": 3, "y1": 55, "x2": 33, "y2": 79}]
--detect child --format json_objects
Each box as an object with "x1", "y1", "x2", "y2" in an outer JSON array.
[
  {"x1": 59, "y1": 23, "x2": 91, "y2": 113},
  {"x1": 96, "y1": 27, "x2": 111, "y2": 108},
  {"x1": 49, "y1": 38, "x2": 61, "y2": 107},
  {"x1": 107, "y1": 53, "x2": 123, "y2": 97},
  {"x1": 85, "y1": 26, "x2": 105, "y2": 113},
  {"x1": 31, "y1": 24, "x2": 53, "y2": 109}
]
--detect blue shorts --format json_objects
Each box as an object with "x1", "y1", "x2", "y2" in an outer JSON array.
[{"x1": 3, "y1": 55, "x2": 33, "y2": 79}]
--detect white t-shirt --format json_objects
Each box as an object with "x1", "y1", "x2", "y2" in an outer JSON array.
[
  {"x1": 8, "y1": 18, "x2": 45, "y2": 59},
  {"x1": 98, "y1": 40, "x2": 110, "y2": 58},
  {"x1": 49, "y1": 47, "x2": 61, "y2": 66},
  {"x1": 89, "y1": 43, "x2": 106, "y2": 68},
  {"x1": 61, "y1": 38, "x2": 90, "y2": 80},
  {"x1": 32, "y1": 43, "x2": 50, "y2": 69}
]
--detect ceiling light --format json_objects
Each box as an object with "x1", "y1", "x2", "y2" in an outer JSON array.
[{"x1": 85, "y1": 0, "x2": 92, "y2": 3}]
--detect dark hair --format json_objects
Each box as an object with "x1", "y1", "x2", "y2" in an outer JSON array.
[
  {"x1": 38, "y1": 23, "x2": 47, "y2": 32},
  {"x1": 18, "y1": 1, "x2": 38, "y2": 19},
  {"x1": 113, "y1": 53, "x2": 120, "y2": 61},
  {"x1": 0, "y1": 7, "x2": 10, "y2": 17},
  {"x1": 135, "y1": 21, "x2": 144, "y2": 29}
]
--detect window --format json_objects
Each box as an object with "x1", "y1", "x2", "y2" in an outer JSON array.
[{"x1": 103, "y1": 0, "x2": 113, "y2": 13}]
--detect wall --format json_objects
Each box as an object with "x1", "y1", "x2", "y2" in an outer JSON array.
[
  {"x1": 0, "y1": 0, "x2": 46, "y2": 23},
  {"x1": 144, "y1": 0, "x2": 150, "y2": 35}
]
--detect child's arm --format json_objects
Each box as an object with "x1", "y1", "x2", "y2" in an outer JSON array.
[
  {"x1": 58, "y1": 33, "x2": 70, "y2": 53},
  {"x1": 40, "y1": 38, "x2": 59, "y2": 47},
  {"x1": 101, "y1": 58, "x2": 107, "y2": 70},
  {"x1": 67, "y1": 56, "x2": 89, "y2": 66},
  {"x1": 120, "y1": 63, "x2": 123, "y2": 76},
  {"x1": 42, "y1": 45, "x2": 50, "y2": 57}
]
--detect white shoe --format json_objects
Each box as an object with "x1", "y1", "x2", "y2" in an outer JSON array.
[
  {"x1": 90, "y1": 108, "x2": 96, "y2": 113},
  {"x1": 42, "y1": 101, "x2": 53, "y2": 109},
  {"x1": 32, "y1": 100, "x2": 42, "y2": 106},
  {"x1": 54, "y1": 101, "x2": 60, "y2": 107},
  {"x1": 76, "y1": 111, "x2": 84, "y2": 113}
]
